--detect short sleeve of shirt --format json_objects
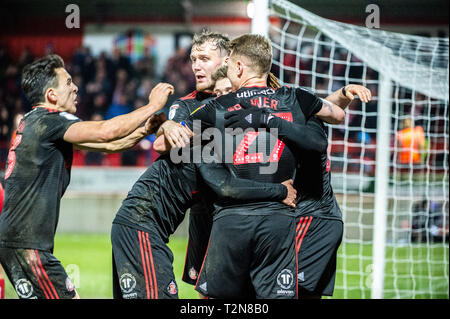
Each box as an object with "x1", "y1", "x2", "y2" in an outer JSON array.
[
  {"x1": 295, "y1": 87, "x2": 323, "y2": 120},
  {"x1": 40, "y1": 112, "x2": 81, "y2": 142}
]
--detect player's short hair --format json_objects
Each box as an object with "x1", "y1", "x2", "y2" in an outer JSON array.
[
  {"x1": 21, "y1": 54, "x2": 65, "y2": 106},
  {"x1": 211, "y1": 65, "x2": 228, "y2": 82},
  {"x1": 229, "y1": 34, "x2": 272, "y2": 76},
  {"x1": 192, "y1": 29, "x2": 231, "y2": 57}
]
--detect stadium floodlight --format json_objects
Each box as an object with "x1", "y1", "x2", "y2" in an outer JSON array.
[
  {"x1": 257, "y1": 0, "x2": 449, "y2": 299},
  {"x1": 250, "y1": 0, "x2": 270, "y2": 36}
]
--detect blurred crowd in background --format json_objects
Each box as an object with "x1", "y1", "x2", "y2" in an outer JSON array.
[
  {"x1": 0, "y1": 42, "x2": 197, "y2": 168},
  {"x1": 0, "y1": 34, "x2": 445, "y2": 173},
  {"x1": 0, "y1": 41, "x2": 377, "y2": 169}
]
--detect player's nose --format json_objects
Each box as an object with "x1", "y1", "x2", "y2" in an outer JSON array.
[{"x1": 192, "y1": 60, "x2": 202, "y2": 71}]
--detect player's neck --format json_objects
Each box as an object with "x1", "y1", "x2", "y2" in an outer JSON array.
[
  {"x1": 34, "y1": 103, "x2": 63, "y2": 112},
  {"x1": 240, "y1": 76, "x2": 267, "y2": 89}
]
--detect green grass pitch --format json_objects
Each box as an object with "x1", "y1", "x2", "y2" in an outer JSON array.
[{"x1": 3, "y1": 233, "x2": 448, "y2": 299}]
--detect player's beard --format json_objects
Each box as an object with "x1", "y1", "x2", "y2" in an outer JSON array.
[{"x1": 196, "y1": 79, "x2": 214, "y2": 93}]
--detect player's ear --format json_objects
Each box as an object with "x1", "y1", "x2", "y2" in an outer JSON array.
[
  {"x1": 237, "y1": 60, "x2": 244, "y2": 78},
  {"x1": 46, "y1": 87, "x2": 58, "y2": 104}
]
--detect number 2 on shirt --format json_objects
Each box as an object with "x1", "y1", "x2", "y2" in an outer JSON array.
[{"x1": 5, "y1": 120, "x2": 25, "y2": 179}]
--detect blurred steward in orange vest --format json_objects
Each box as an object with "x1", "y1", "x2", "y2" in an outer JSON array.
[{"x1": 397, "y1": 118, "x2": 425, "y2": 165}]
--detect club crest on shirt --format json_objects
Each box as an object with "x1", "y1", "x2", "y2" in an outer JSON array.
[
  {"x1": 167, "y1": 280, "x2": 178, "y2": 295},
  {"x1": 168, "y1": 104, "x2": 179, "y2": 120}
]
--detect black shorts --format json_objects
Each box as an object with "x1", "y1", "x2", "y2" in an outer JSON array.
[
  {"x1": 0, "y1": 247, "x2": 76, "y2": 299},
  {"x1": 182, "y1": 207, "x2": 213, "y2": 285},
  {"x1": 111, "y1": 223, "x2": 178, "y2": 299},
  {"x1": 195, "y1": 214, "x2": 298, "y2": 299},
  {"x1": 295, "y1": 216, "x2": 343, "y2": 297}
]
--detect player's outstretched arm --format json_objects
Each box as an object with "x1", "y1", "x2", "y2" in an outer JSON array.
[
  {"x1": 314, "y1": 99, "x2": 346, "y2": 124},
  {"x1": 324, "y1": 84, "x2": 372, "y2": 110},
  {"x1": 64, "y1": 83, "x2": 174, "y2": 144},
  {"x1": 294, "y1": 87, "x2": 345, "y2": 124},
  {"x1": 197, "y1": 162, "x2": 297, "y2": 208},
  {"x1": 73, "y1": 113, "x2": 165, "y2": 153}
]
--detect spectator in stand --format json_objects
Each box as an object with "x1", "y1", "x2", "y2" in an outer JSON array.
[
  {"x1": 84, "y1": 113, "x2": 105, "y2": 166},
  {"x1": 105, "y1": 92, "x2": 138, "y2": 166},
  {"x1": 105, "y1": 91, "x2": 133, "y2": 120},
  {"x1": 111, "y1": 69, "x2": 129, "y2": 104},
  {"x1": 90, "y1": 92, "x2": 108, "y2": 118},
  {"x1": 161, "y1": 45, "x2": 195, "y2": 108},
  {"x1": 86, "y1": 67, "x2": 112, "y2": 100}
]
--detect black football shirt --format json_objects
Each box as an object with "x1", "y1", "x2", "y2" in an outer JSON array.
[
  {"x1": 168, "y1": 90, "x2": 216, "y2": 215},
  {"x1": 183, "y1": 85, "x2": 323, "y2": 217},
  {"x1": 0, "y1": 107, "x2": 81, "y2": 251},
  {"x1": 112, "y1": 150, "x2": 287, "y2": 243}
]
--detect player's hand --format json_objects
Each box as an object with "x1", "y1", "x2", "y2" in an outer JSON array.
[
  {"x1": 144, "y1": 113, "x2": 167, "y2": 135},
  {"x1": 158, "y1": 120, "x2": 193, "y2": 148},
  {"x1": 281, "y1": 179, "x2": 297, "y2": 208},
  {"x1": 149, "y1": 83, "x2": 175, "y2": 111},
  {"x1": 224, "y1": 107, "x2": 272, "y2": 130},
  {"x1": 344, "y1": 84, "x2": 372, "y2": 103}
]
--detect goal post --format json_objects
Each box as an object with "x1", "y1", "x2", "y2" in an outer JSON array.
[
  {"x1": 372, "y1": 74, "x2": 393, "y2": 298},
  {"x1": 257, "y1": 0, "x2": 449, "y2": 298}
]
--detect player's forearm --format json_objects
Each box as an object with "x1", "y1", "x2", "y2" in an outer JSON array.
[
  {"x1": 198, "y1": 164, "x2": 287, "y2": 202},
  {"x1": 267, "y1": 117, "x2": 328, "y2": 153},
  {"x1": 324, "y1": 87, "x2": 352, "y2": 110},
  {"x1": 74, "y1": 126, "x2": 147, "y2": 153},
  {"x1": 218, "y1": 180, "x2": 287, "y2": 202},
  {"x1": 314, "y1": 99, "x2": 346, "y2": 124},
  {"x1": 101, "y1": 104, "x2": 160, "y2": 142}
]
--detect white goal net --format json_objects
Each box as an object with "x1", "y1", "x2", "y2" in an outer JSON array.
[{"x1": 266, "y1": 0, "x2": 449, "y2": 298}]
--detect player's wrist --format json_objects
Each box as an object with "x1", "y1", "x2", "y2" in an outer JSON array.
[
  {"x1": 341, "y1": 86, "x2": 347, "y2": 98},
  {"x1": 259, "y1": 109, "x2": 273, "y2": 128},
  {"x1": 280, "y1": 184, "x2": 288, "y2": 200},
  {"x1": 341, "y1": 85, "x2": 353, "y2": 100}
]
